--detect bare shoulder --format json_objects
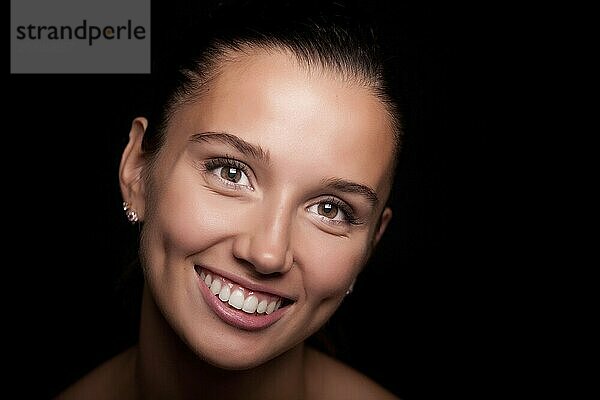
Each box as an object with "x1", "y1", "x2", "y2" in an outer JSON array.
[
  {"x1": 304, "y1": 346, "x2": 401, "y2": 400},
  {"x1": 54, "y1": 346, "x2": 137, "y2": 400}
]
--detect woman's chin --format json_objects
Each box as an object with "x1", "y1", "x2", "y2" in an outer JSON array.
[{"x1": 191, "y1": 344, "x2": 276, "y2": 370}]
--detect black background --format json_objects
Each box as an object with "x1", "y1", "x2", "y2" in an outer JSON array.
[{"x1": 9, "y1": 1, "x2": 494, "y2": 399}]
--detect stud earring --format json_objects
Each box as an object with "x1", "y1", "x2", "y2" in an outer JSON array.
[
  {"x1": 123, "y1": 201, "x2": 139, "y2": 223},
  {"x1": 345, "y1": 282, "x2": 355, "y2": 296}
]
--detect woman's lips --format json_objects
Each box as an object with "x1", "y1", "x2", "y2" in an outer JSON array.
[{"x1": 194, "y1": 265, "x2": 292, "y2": 331}]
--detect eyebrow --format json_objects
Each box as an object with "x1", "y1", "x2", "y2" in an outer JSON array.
[
  {"x1": 189, "y1": 132, "x2": 270, "y2": 163},
  {"x1": 322, "y1": 177, "x2": 379, "y2": 207}
]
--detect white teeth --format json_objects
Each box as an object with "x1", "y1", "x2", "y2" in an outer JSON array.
[
  {"x1": 210, "y1": 279, "x2": 222, "y2": 295},
  {"x1": 200, "y1": 269, "x2": 287, "y2": 314},
  {"x1": 256, "y1": 299, "x2": 268, "y2": 314},
  {"x1": 228, "y1": 289, "x2": 244, "y2": 309},
  {"x1": 218, "y1": 285, "x2": 231, "y2": 302},
  {"x1": 242, "y1": 295, "x2": 259, "y2": 314},
  {"x1": 266, "y1": 300, "x2": 277, "y2": 314}
]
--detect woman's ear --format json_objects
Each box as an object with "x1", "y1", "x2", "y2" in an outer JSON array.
[
  {"x1": 119, "y1": 117, "x2": 149, "y2": 222},
  {"x1": 372, "y1": 207, "x2": 393, "y2": 249}
]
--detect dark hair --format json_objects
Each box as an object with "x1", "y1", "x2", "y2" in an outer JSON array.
[{"x1": 142, "y1": 1, "x2": 403, "y2": 167}]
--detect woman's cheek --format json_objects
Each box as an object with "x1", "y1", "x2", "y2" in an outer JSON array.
[
  {"x1": 301, "y1": 233, "x2": 368, "y2": 300},
  {"x1": 153, "y1": 174, "x2": 245, "y2": 255}
]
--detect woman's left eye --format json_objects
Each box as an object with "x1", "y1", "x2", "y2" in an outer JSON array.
[{"x1": 307, "y1": 201, "x2": 348, "y2": 222}]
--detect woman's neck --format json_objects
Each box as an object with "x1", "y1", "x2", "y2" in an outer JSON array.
[{"x1": 135, "y1": 286, "x2": 307, "y2": 400}]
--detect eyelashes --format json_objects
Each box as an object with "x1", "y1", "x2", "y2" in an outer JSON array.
[
  {"x1": 203, "y1": 157, "x2": 253, "y2": 190},
  {"x1": 201, "y1": 156, "x2": 362, "y2": 227},
  {"x1": 306, "y1": 197, "x2": 360, "y2": 226}
]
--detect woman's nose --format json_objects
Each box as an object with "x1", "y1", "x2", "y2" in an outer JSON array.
[{"x1": 232, "y1": 200, "x2": 294, "y2": 275}]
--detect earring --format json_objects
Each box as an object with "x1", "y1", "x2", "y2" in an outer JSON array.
[
  {"x1": 345, "y1": 282, "x2": 355, "y2": 296},
  {"x1": 123, "y1": 201, "x2": 139, "y2": 223}
]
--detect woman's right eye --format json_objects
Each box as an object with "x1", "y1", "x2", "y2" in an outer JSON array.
[
  {"x1": 214, "y1": 166, "x2": 250, "y2": 185},
  {"x1": 204, "y1": 158, "x2": 253, "y2": 190}
]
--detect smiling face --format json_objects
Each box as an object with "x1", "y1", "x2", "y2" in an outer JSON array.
[{"x1": 121, "y1": 49, "x2": 396, "y2": 369}]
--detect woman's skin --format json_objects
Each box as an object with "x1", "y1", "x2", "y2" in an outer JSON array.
[{"x1": 58, "y1": 49, "x2": 398, "y2": 399}]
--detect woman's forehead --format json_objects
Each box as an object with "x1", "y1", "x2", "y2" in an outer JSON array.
[{"x1": 168, "y1": 51, "x2": 396, "y2": 193}]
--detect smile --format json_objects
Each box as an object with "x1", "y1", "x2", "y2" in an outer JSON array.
[{"x1": 194, "y1": 265, "x2": 293, "y2": 330}]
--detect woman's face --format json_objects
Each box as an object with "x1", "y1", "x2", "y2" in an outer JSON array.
[{"x1": 128, "y1": 50, "x2": 395, "y2": 369}]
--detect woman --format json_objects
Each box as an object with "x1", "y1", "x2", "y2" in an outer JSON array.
[{"x1": 57, "y1": 1, "x2": 402, "y2": 398}]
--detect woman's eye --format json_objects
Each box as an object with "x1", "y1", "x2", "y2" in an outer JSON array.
[
  {"x1": 204, "y1": 158, "x2": 253, "y2": 189},
  {"x1": 308, "y1": 201, "x2": 346, "y2": 222},
  {"x1": 213, "y1": 166, "x2": 251, "y2": 186},
  {"x1": 219, "y1": 166, "x2": 243, "y2": 183}
]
